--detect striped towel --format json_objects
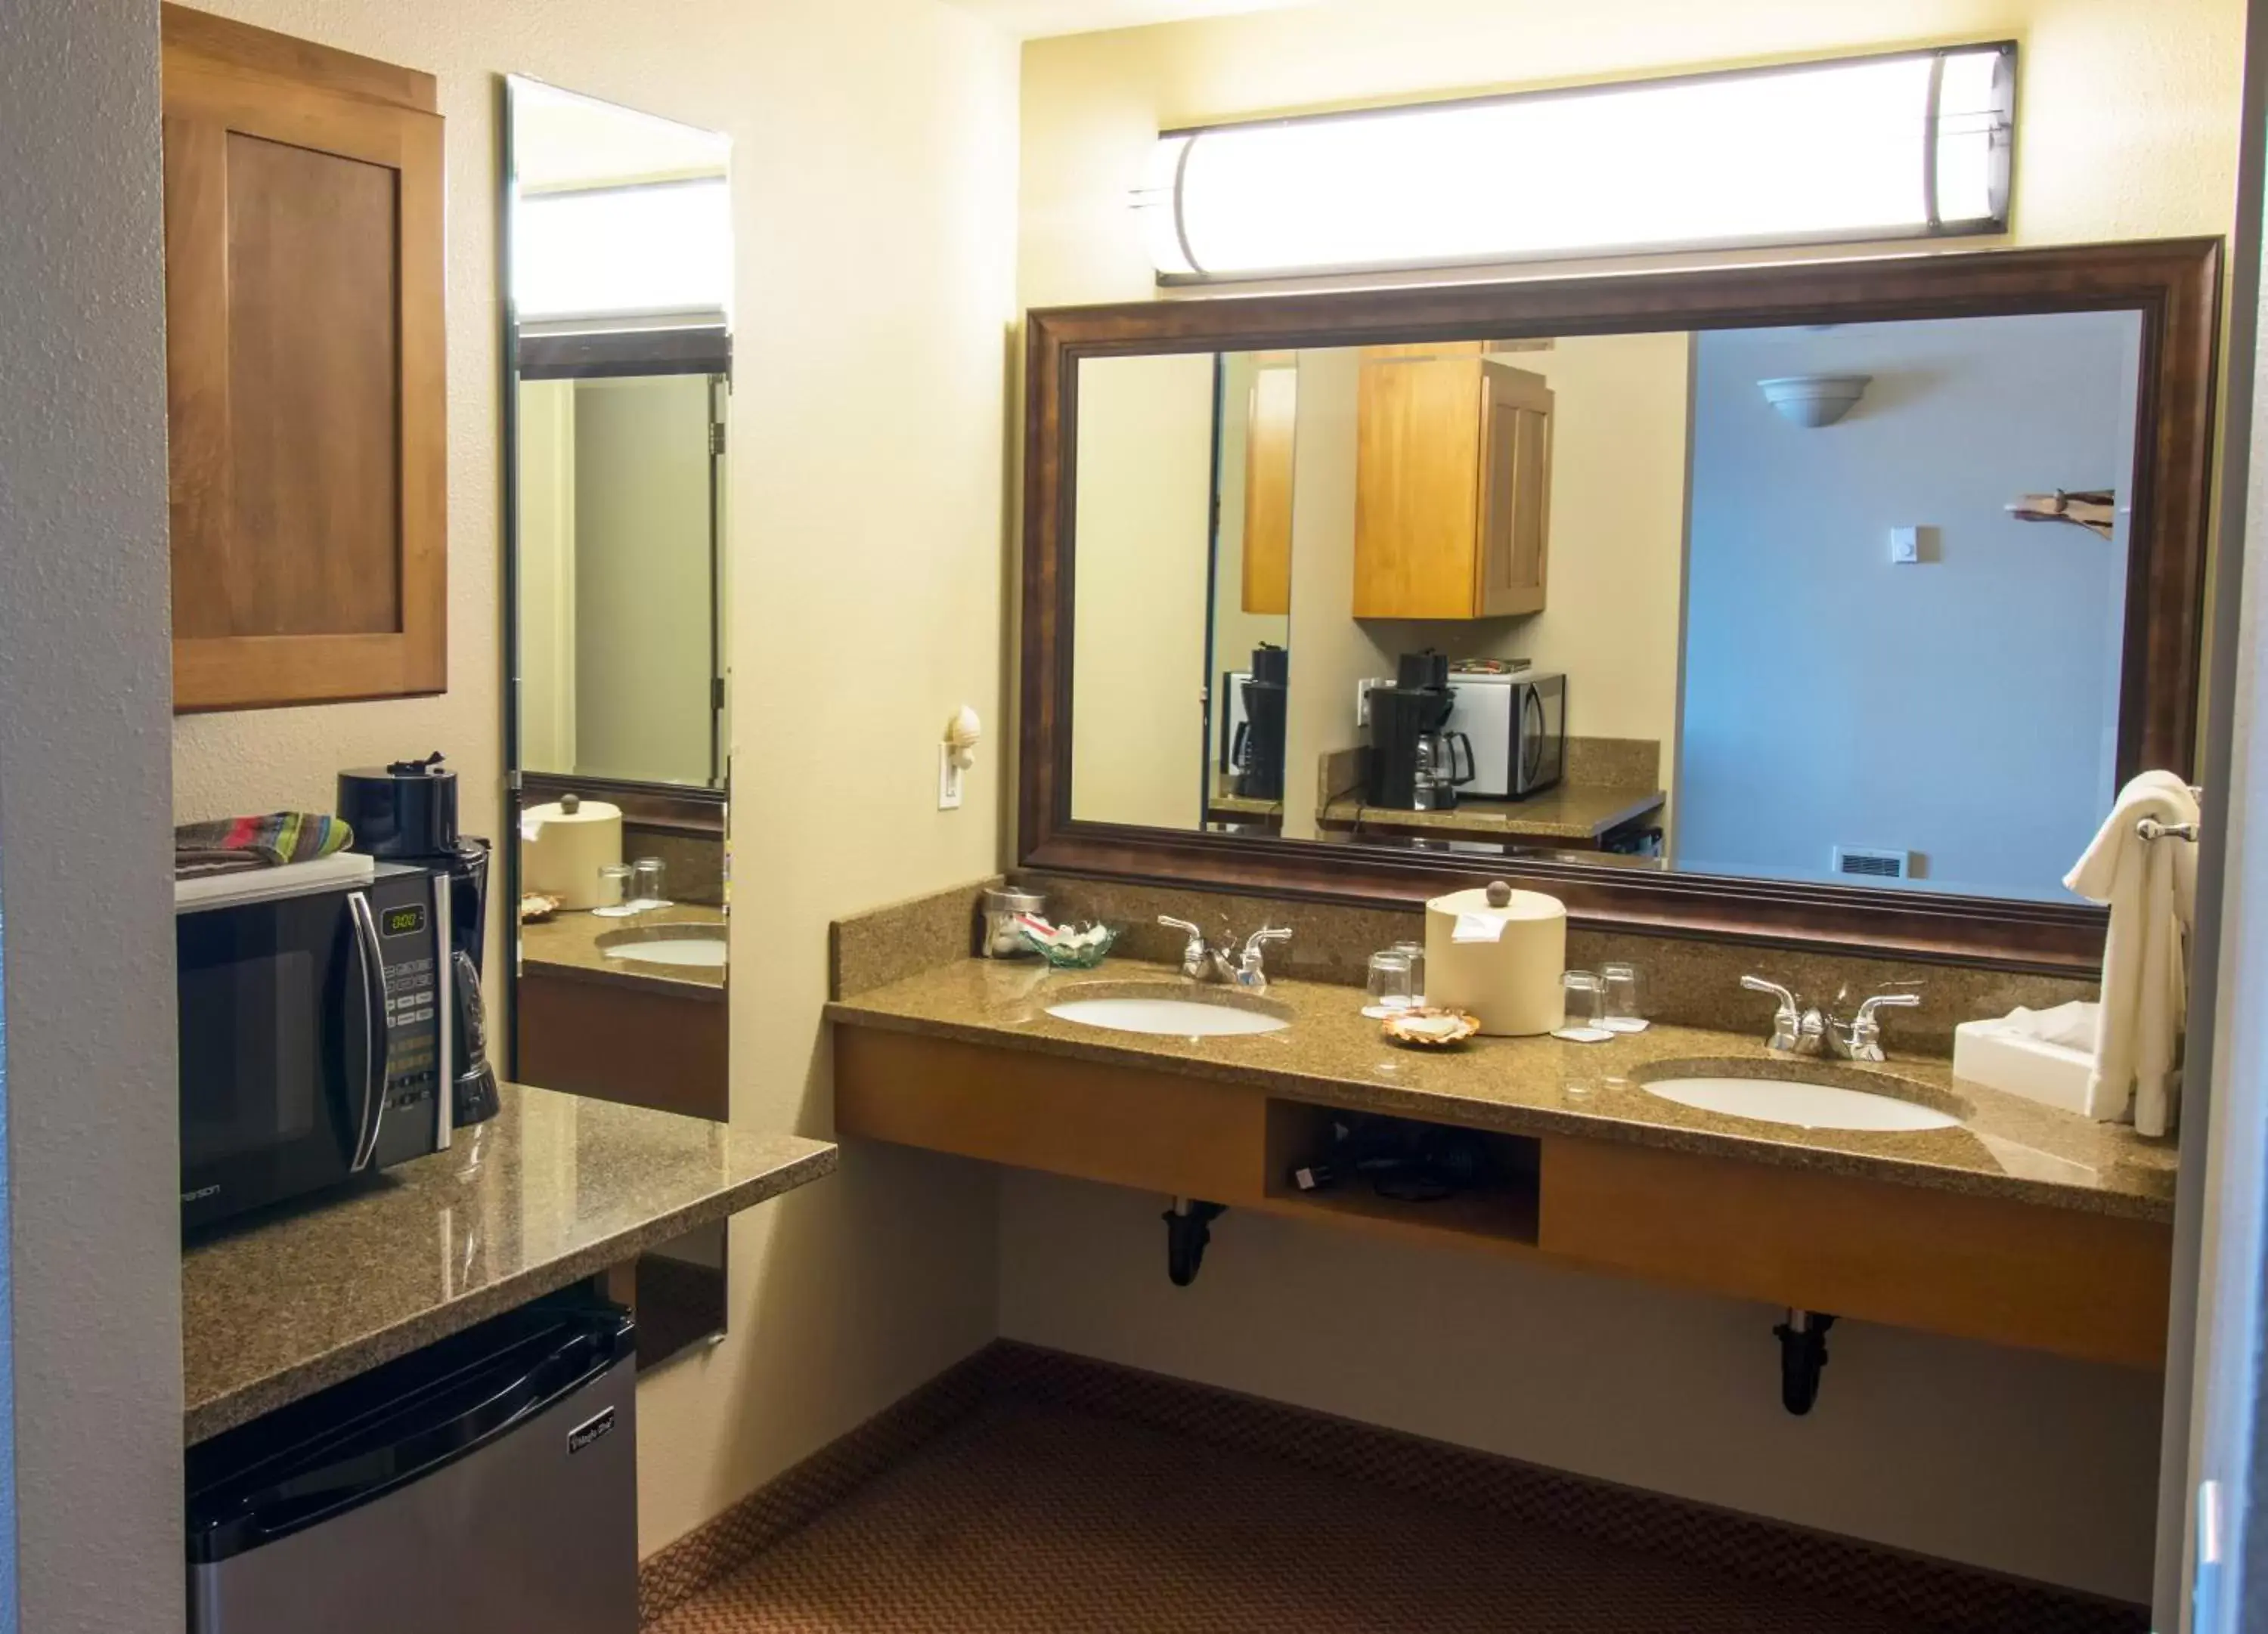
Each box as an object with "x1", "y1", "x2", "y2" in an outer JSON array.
[{"x1": 175, "y1": 812, "x2": 355, "y2": 878}]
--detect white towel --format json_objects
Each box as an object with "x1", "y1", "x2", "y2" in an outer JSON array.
[{"x1": 2062, "y1": 771, "x2": 2198, "y2": 1135}]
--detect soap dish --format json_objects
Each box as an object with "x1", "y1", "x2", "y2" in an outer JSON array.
[
  {"x1": 1018, "y1": 921, "x2": 1120, "y2": 969},
  {"x1": 1381, "y1": 1007, "x2": 1481, "y2": 1048}
]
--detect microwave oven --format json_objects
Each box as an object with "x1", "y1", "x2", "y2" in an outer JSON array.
[
  {"x1": 176, "y1": 859, "x2": 452, "y2": 1231},
  {"x1": 1443, "y1": 671, "x2": 1566, "y2": 800}
]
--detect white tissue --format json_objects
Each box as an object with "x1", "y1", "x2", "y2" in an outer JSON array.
[{"x1": 1452, "y1": 912, "x2": 1507, "y2": 944}]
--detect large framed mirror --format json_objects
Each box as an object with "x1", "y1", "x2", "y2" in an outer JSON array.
[
  {"x1": 1021, "y1": 240, "x2": 2220, "y2": 970},
  {"x1": 500, "y1": 74, "x2": 734, "y2": 1369}
]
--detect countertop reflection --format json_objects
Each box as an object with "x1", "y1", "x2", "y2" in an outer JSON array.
[{"x1": 183, "y1": 1083, "x2": 833, "y2": 1443}]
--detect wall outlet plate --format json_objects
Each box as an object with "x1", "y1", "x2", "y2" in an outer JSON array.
[
  {"x1": 937, "y1": 744, "x2": 965, "y2": 810},
  {"x1": 1888, "y1": 525, "x2": 1921, "y2": 564}
]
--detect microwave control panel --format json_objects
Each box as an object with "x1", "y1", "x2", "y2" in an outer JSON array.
[{"x1": 369, "y1": 871, "x2": 447, "y2": 1161}]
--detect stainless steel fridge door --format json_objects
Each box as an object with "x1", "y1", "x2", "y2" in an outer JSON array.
[{"x1": 188, "y1": 1352, "x2": 637, "y2": 1634}]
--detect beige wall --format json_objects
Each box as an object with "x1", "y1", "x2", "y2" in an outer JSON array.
[
  {"x1": 1069, "y1": 351, "x2": 1216, "y2": 827},
  {"x1": 1015, "y1": 0, "x2": 2244, "y2": 1599},
  {"x1": 0, "y1": 1, "x2": 183, "y2": 1625},
  {"x1": 1209, "y1": 352, "x2": 1290, "y2": 705},
  {"x1": 517, "y1": 378, "x2": 578, "y2": 772},
  {"x1": 169, "y1": 0, "x2": 1020, "y2": 1557}
]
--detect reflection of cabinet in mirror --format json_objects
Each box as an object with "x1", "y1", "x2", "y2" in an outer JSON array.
[
  {"x1": 1240, "y1": 357, "x2": 1298, "y2": 614},
  {"x1": 1353, "y1": 349, "x2": 1554, "y2": 620},
  {"x1": 162, "y1": 5, "x2": 446, "y2": 712}
]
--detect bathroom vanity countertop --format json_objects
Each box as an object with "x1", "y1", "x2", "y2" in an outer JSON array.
[
  {"x1": 826, "y1": 961, "x2": 2176, "y2": 1222},
  {"x1": 520, "y1": 902, "x2": 727, "y2": 996},
  {"x1": 1317, "y1": 785, "x2": 1665, "y2": 843},
  {"x1": 182, "y1": 1083, "x2": 833, "y2": 1442}
]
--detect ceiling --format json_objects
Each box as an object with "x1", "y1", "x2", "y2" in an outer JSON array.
[{"x1": 947, "y1": 0, "x2": 1312, "y2": 39}]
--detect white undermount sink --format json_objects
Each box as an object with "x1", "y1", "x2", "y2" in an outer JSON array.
[
  {"x1": 1046, "y1": 995, "x2": 1289, "y2": 1038},
  {"x1": 597, "y1": 924, "x2": 728, "y2": 970},
  {"x1": 1643, "y1": 1074, "x2": 1960, "y2": 1133}
]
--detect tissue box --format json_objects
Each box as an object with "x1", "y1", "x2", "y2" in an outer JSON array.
[{"x1": 1951, "y1": 1017, "x2": 2095, "y2": 1116}]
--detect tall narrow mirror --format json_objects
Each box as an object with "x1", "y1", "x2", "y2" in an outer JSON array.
[{"x1": 502, "y1": 75, "x2": 733, "y2": 1370}]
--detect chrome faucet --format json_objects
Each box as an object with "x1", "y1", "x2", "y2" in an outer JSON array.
[
  {"x1": 1741, "y1": 976, "x2": 1920, "y2": 1063},
  {"x1": 1158, "y1": 917, "x2": 1292, "y2": 992},
  {"x1": 1825, "y1": 990, "x2": 1922, "y2": 1063}
]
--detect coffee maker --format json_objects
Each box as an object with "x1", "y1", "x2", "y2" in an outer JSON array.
[
  {"x1": 337, "y1": 754, "x2": 501, "y2": 1128},
  {"x1": 1228, "y1": 643, "x2": 1290, "y2": 801},
  {"x1": 1365, "y1": 651, "x2": 1476, "y2": 811}
]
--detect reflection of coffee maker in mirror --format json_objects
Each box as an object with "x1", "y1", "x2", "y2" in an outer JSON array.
[
  {"x1": 1366, "y1": 651, "x2": 1476, "y2": 811},
  {"x1": 337, "y1": 754, "x2": 501, "y2": 1128},
  {"x1": 1228, "y1": 643, "x2": 1290, "y2": 801}
]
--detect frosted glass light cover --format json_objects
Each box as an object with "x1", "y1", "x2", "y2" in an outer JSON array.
[
  {"x1": 515, "y1": 179, "x2": 733, "y2": 320},
  {"x1": 1133, "y1": 45, "x2": 2014, "y2": 280}
]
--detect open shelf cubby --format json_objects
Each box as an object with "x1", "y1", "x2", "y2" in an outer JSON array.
[{"x1": 1259, "y1": 1100, "x2": 1542, "y2": 1256}]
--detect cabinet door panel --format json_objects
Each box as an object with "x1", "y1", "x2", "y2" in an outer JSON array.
[
  {"x1": 1353, "y1": 354, "x2": 1483, "y2": 618},
  {"x1": 1476, "y1": 365, "x2": 1553, "y2": 617},
  {"x1": 163, "y1": 16, "x2": 445, "y2": 712},
  {"x1": 1240, "y1": 364, "x2": 1297, "y2": 615}
]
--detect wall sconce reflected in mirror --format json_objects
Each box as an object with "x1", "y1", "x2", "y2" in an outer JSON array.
[{"x1": 1758, "y1": 373, "x2": 1872, "y2": 428}]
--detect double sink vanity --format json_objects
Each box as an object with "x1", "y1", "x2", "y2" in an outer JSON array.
[{"x1": 830, "y1": 929, "x2": 2173, "y2": 1379}]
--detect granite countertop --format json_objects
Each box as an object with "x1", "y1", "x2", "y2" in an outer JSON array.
[
  {"x1": 1318, "y1": 784, "x2": 1666, "y2": 842},
  {"x1": 826, "y1": 960, "x2": 2176, "y2": 1222},
  {"x1": 520, "y1": 902, "x2": 727, "y2": 998},
  {"x1": 182, "y1": 1082, "x2": 833, "y2": 1442}
]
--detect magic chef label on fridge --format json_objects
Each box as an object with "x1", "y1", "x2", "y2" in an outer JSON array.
[{"x1": 567, "y1": 1406, "x2": 617, "y2": 1455}]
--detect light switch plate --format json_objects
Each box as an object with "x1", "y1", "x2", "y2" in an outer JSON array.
[
  {"x1": 1889, "y1": 525, "x2": 1921, "y2": 564},
  {"x1": 937, "y1": 744, "x2": 965, "y2": 810}
]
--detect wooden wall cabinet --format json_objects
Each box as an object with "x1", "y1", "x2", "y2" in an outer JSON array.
[
  {"x1": 1239, "y1": 358, "x2": 1297, "y2": 615},
  {"x1": 1352, "y1": 351, "x2": 1553, "y2": 620},
  {"x1": 161, "y1": 5, "x2": 447, "y2": 712}
]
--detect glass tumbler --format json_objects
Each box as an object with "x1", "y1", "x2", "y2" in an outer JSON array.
[
  {"x1": 596, "y1": 863, "x2": 634, "y2": 911},
  {"x1": 1560, "y1": 970, "x2": 1606, "y2": 1034},
  {"x1": 1391, "y1": 941, "x2": 1427, "y2": 1006},
  {"x1": 1600, "y1": 961, "x2": 1646, "y2": 1032},
  {"x1": 631, "y1": 856, "x2": 670, "y2": 909},
  {"x1": 1365, "y1": 951, "x2": 1417, "y2": 1017}
]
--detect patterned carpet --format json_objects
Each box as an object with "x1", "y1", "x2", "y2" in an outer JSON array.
[{"x1": 645, "y1": 1402, "x2": 1960, "y2": 1633}]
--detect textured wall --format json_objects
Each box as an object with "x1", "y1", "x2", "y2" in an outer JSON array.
[
  {"x1": 1013, "y1": 0, "x2": 2244, "y2": 1601},
  {"x1": 0, "y1": 1, "x2": 181, "y2": 1628},
  {"x1": 168, "y1": 0, "x2": 1021, "y2": 1556}
]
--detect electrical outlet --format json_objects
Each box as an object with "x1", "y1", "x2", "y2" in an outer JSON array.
[
  {"x1": 937, "y1": 744, "x2": 965, "y2": 810},
  {"x1": 1888, "y1": 525, "x2": 1921, "y2": 565}
]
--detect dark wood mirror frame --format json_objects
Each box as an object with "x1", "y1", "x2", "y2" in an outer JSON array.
[{"x1": 1018, "y1": 239, "x2": 2222, "y2": 974}]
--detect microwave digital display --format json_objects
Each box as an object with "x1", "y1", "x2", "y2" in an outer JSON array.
[{"x1": 381, "y1": 903, "x2": 428, "y2": 939}]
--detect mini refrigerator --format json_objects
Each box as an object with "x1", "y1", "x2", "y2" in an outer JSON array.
[{"x1": 186, "y1": 1299, "x2": 637, "y2": 1634}]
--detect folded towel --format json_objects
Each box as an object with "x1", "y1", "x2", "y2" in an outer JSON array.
[
  {"x1": 175, "y1": 812, "x2": 355, "y2": 879},
  {"x1": 2063, "y1": 772, "x2": 2198, "y2": 1135}
]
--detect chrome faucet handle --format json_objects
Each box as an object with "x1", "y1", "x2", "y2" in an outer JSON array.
[
  {"x1": 1235, "y1": 926, "x2": 1293, "y2": 991},
  {"x1": 1157, "y1": 916, "x2": 1210, "y2": 979},
  {"x1": 1740, "y1": 975, "x2": 1821, "y2": 1055},
  {"x1": 1241, "y1": 925, "x2": 1293, "y2": 958},
  {"x1": 1838, "y1": 991, "x2": 1922, "y2": 1063}
]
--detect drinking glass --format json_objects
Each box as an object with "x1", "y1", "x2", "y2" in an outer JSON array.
[
  {"x1": 1391, "y1": 940, "x2": 1427, "y2": 1005},
  {"x1": 1365, "y1": 951, "x2": 1417, "y2": 1017},
  {"x1": 1560, "y1": 970, "x2": 1606, "y2": 1032},
  {"x1": 1600, "y1": 961, "x2": 1646, "y2": 1032},
  {"x1": 631, "y1": 857, "x2": 670, "y2": 909},
  {"x1": 595, "y1": 863, "x2": 634, "y2": 912}
]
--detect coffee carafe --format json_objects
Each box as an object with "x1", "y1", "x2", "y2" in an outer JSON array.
[
  {"x1": 337, "y1": 754, "x2": 501, "y2": 1128},
  {"x1": 1229, "y1": 643, "x2": 1290, "y2": 801}
]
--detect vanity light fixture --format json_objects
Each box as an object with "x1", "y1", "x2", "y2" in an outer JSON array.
[{"x1": 1132, "y1": 42, "x2": 2015, "y2": 283}]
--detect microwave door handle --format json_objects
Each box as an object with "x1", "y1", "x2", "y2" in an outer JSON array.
[{"x1": 345, "y1": 891, "x2": 389, "y2": 1172}]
